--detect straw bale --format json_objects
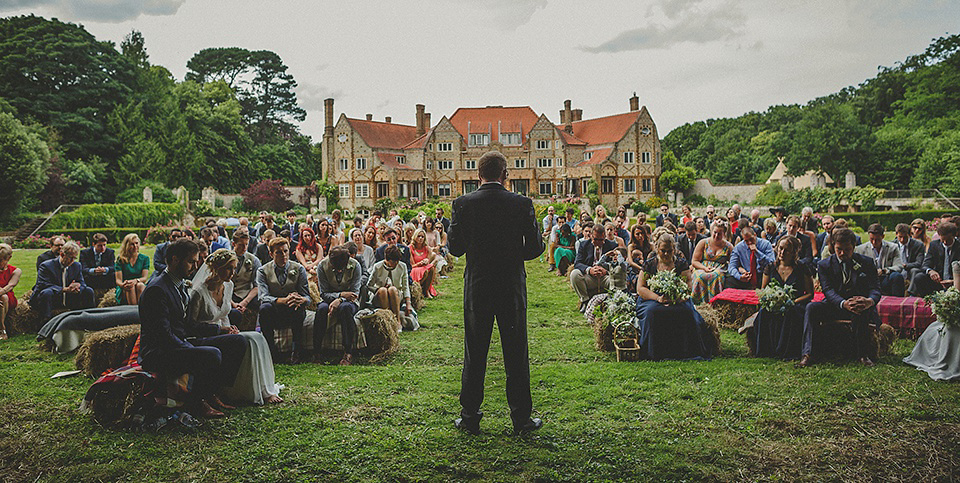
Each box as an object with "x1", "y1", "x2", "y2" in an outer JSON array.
[
  {"x1": 75, "y1": 325, "x2": 141, "y2": 378},
  {"x1": 711, "y1": 300, "x2": 759, "y2": 329},
  {"x1": 97, "y1": 291, "x2": 118, "y2": 308},
  {"x1": 409, "y1": 281, "x2": 425, "y2": 311},
  {"x1": 362, "y1": 309, "x2": 400, "y2": 363}
]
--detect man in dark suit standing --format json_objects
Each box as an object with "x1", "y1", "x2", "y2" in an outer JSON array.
[
  {"x1": 30, "y1": 241, "x2": 95, "y2": 322},
  {"x1": 655, "y1": 203, "x2": 679, "y2": 227},
  {"x1": 894, "y1": 223, "x2": 925, "y2": 293},
  {"x1": 676, "y1": 221, "x2": 705, "y2": 262},
  {"x1": 139, "y1": 239, "x2": 246, "y2": 419},
  {"x1": 911, "y1": 221, "x2": 960, "y2": 297},
  {"x1": 797, "y1": 228, "x2": 881, "y2": 368},
  {"x1": 79, "y1": 233, "x2": 116, "y2": 291},
  {"x1": 448, "y1": 151, "x2": 544, "y2": 435}
]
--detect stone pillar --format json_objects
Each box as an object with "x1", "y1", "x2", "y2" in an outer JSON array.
[
  {"x1": 780, "y1": 175, "x2": 794, "y2": 191},
  {"x1": 142, "y1": 186, "x2": 153, "y2": 203},
  {"x1": 173, "y1": 186, "x2": 189, "y2": 207},
  {"x1": 845, "y1": 171, "x2": 856, "y2": 188},
  {"x1": 202, "y1": 187, "x2": 217, "y2": 207},
  {"x1": 317, "y1": 195, "x2": 328, "y2": 214}
]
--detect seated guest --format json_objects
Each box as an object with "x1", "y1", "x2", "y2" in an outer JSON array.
[
  {"x1": 783, "y1": 215, "x2": 814, "y2": 269},
  {"x1": 816, "y1": 215, "x2": 834, "y2": 255},
  {"x1": 350, "y1": 228, "x2": 375, "y2": 269},
  {"x1": 256, "y1": 237, "x2": 311, "y2": 363},
  {"x1": 79, "y1": 233, "x2": 116, "y2": 290},
  {"x1": 255, "y1": 229, "x2": 276, "y2": 266},
  {"x1": 604, "y1": 222, "x2": 627, "y2": 250},
  {"x1": 691, "y1": 222, "x2": 733, "y2": 304},
  {"x1": 627, "y1": 224, "x2": 653, "y2": 293},
  {"x1": 403, "y1": 223, "x2": 416, "y2": 247},
  {"x1": 315, "y1": 246, "x2": 363, "y2": 365},
  {"x1": 409, "y1": 228, "x2": 439, "y2": 298},
  {"x1": 727, "y1": 208, "x2": 740, "y2": 236},
  {"x1": 748, "y1": 209, "x2": 763, "y2": 233},
  {"x1": 114, "y1": 234, "x2": 150, "y2": 306},
  {"x1": 570, "y1": 224, "x2": 619, "y2": 313},
  {"x1": 343, "y1": 241, "x2": 370, "y2": 307},
  {"x1": 798, "y1": 228, "x2": 881, "y2": 368},
  {"x1": 895, "y1": 223, "x2": 926, "y2": 294},
  {"x1": 352, "y1": 216, "x2": 364, "y2": 233},
  {"x1": 800, "y1": 206, "x2": 818, "y2": 234},
  {"x1": 362, "y1": 225, "x2": 380, "y2": 254},
  {"x1": 634, "y1": 234, "x2": 713, "y2": 360},
  {"x1": 855, "y1": 223, "x2": 905, "y2": 297},
  {"x1": 754, "y1": 236, "x2": 814, "y2": 359},
  {"x1": 239, "y1": 217, "x2": 255, "y2": 254},
  {"x1": 201, "y1": 227, "x2": 224, "y2": 252},
  {"x1": 655, "y1": 203, "x2": 678, "y2": 227},
  {"x1": 230, "y1": 230, "x2": 261, "y2": 317},
  {"x1": 423, "y1": 217, "x2": 448, "y2": 258},
  {"x1": 188, "y1": 249, "x2": 281, "y2": 405},
  {"x1": 769, "y1": 206, "x2": 787, "y2": 233},
  {"x1": 36, "y1": 236, "x2": 64, "y2": 270},
  {"x1": 820, "y1": 219, "x2": 861, "y2": 259},
  {"x1": 139, "y1": 239, "x2": 246, "y2": 418},
  {"x1": 279, "y1": 229, "x2": 298, "y2": 254},
  {"x1": 554, "y1": 222, "x2": 577, "y2": 277},
  {"x1": 214, "y1": 219, "x2": 231, "y2": 250},
  {"x1": 295, "y1": 226, "x2": 322, "y2": 278},
  {"x1": 331, "y1": 209, "x2": 347, "y2": 235},
  {"x1": 190, "y1": 242, "x2": 209, "y2": 280},
  {"x1": 0, "y1": 244, "x2": 22, "y2": 340},
  {"x1": 695, "y1": 217, "x2": 708, "y2": 235},
  {"x1": 911, "y1": 221, "x2": 960, "y2": 297},
  {"x1": 574, "y1": 221, "x2": 595, "y2": 258},
  {"x1": 375, "y1": 228, "x2": 413, "y2": 281},
  {"x1": 314, "y1": 218, "x2": 333, "y2": 254},
  {"x1": 903, "y1": 262, "x2": 960, "y2": 380},
  {"x1": 911, "y1": 218, "x2": 931, "y2": 251},
  {"x1": 435, "y1": 207, "x2": 450, "y2": 234},
  {"x1": 283, "y1": 211, "x2": 301, "y2": 242},
  {"x1": 614, "y1": 215, "x2": 631, "y2": 245},
  {"x1": 597, "y1": 247, "x2": 629, "y2": 292},
  {"x1": 679, "y1": 204, "x2": 694, "y2": 226},
  {"x1": 594, "y1": 205, "x2": 611, "y2": 227},
  {"x1": 257, "y1": 214, "x2": 278, "y2": 239},
  {"x1": 30, "y1": 241, "x2": 95, "y2": 322},
  {"x1": 677, "y1": 221, "x2": 706, "y2": 262},
  {"x1": 726, "y1": 227, "x2": 775, "y2": 290},
  {"x1": 152, "y1": 229, "x2": 183, "y2": 279}
]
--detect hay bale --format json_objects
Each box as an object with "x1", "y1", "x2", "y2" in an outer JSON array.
[
  {"x1": 89, "y1": 377, "x2": 149, "y2": 429},
  {"x1": 442, "y1": 254, "x2": 456, "y2": 275},
  {"x1": 97, "y1": 290, "x2": 118, "y2": 308},
  {"x1": 701, "y1": 310, "x2": 722, "y2": 356},
  {"x1": 711, "y1": 300, "x2": 758, "y2": 329},
  {"x1": 75, "y1": 325, "x2": 141, "y2": 378},
  {"x1": 409, "y1": 281, "x2": 425, "y2": 311},
  {"x1": 9, "y1": 300, "x2": 41, "y2": 335},
  {"x1": 592, "y1": 316, "x2": 615, "y2": 352},
  {"x1": 362, "y1": 309, "x2": 400, "y2": 362},
  {"x1": 876, "y1": 323, "x2": 898, "y2": 357}
]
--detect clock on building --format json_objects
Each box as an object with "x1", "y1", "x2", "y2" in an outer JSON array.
[
  {"x1": 640, "y1": 127, "x2": 651, "y2": 135},
  {"x1": 338, "y1": 133, "x2": 347, "y2": 142}
]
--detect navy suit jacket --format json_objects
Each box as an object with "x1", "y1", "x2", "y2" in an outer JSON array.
[
  {"x1": 138, "y1": 271, "x2": 221, "y2": 366},
  {"x1": 30, "y1": 258, "x2": 88, "y2": 305},
  {"x1": 573, "y1": 238, "x2": 619, "y2": 274},
  {"x1": 656, "y1": 213, "x2": 679, "y2": 227},
  {"x1": 79, "y1": 246, "x2": 115, "y2": 278},
  {"x1": 921, "y1": 239, "x2": 960, "y2": 278},
  {"x1": 676, "y1": 234, "x2": 706, "y2": 262},
  {"x1": 817, "y1": 254, "x2": 881, "y2": 321},
  {"x1": 153, "y1": 242, "x2": 169, "y2": 273},
  {"x1": 898, "y1": 237, "x2": 925, "y2": 272}
]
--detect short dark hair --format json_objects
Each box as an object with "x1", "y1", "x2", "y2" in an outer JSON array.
[
  {"x1": 328, "y1": 245, "x2": 350, "y2": 269},
  {"x1": 478, "y1": 151, "x2": 507, "y2": 180},
  {"x1": 592, "y1": 224, "x2": 605, "y2": 236},
  {"x1": 566, "y1": 208, "x2": 575, "y2": 215},
  {"x1": 92, "y1": 233, "x2": 107, "y2": 244},
  {"x1": 200, "y1": 227, "x2": 215, "y2": 238},
  {"x1": 279, "y1": 229, "x2": 291, "y2": 239},
  {"x1": 684, "y1": 221, "x2": 697, "y2": 232},
  {"x1": 937, "y1": 221, "x2": 958, "y2": 237},
  {"x1": 232, "y1": 229, "x2": 250, "y2": 241},
  {"x1": 343, "y1": 241, "x2": 358, "y2": 256},
  {"x1": 268, "y1": 237, "x2": 289, "y2": 253},
  {"x1": 286, "y1": 210, "x2": 296, "y2": 217},
  {"x1": 373, "y1": 210, "x2": 382, "y2": 217},
  {"x1": 165, "y1": 238, "x2": 201, "y2": 264},
  {"x1": 866, "y1": 223, "x2": 884, "y2": 235},
  {"x1": 740, "y1": 226, "x2": 755, "y2": 238},
  {"x1": 895, "y1": 223, "x2": 911, "y2": 236},
  {"x1": 832, "y1": 227, "x2": 857, "y2": 247},
  {"x1": 660, "y1": 203, "x2": 669, "y2": 209},
  {"x1": 385, "y1": 244, "x2": 401, "y2": 262},
  {"x1": 383, "y1": 228, "x2": 399, "y2": 239}
]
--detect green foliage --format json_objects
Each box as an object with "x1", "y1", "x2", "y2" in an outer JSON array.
[
  {"x1": 775, "y1": 186, "x2": 886, "y2": 213},
  {"x1": 230, "y1": 197, "x2": 248, "y2": 212},
  {"x1": 658, "y1": 165, "x2": 696, "y2": 193},
  {"x1": 585, "y1": 179, "x2": 600, "y2": 207},
  {"x1": 315, "y1": 179, "x2": 339, "y2": 208},
  {"x1": 644, "y1": 196, "x2": 668, "y2": 211},
  {"x1": 534, "y1": 202, "x2": 582, "y2": 222},
  {"x1": 396, "y1": 201, "x2": 452, "y2": 222},
  {"x1": 14, "y1": 234, "x2": 73, "y2": 249},
  {"x1": 374, "y1": 197, "x2": 396, "y2": 214},
  {"x1": 684, "y1": 194, "x2": 707, "y2": 206},
  {"x1": 753, "y1": 183, "x2": 789, "y2": 207},
  {"x1": 46, "y1": 203, "x2": 184, "y2": 229},
  {"x1": 825, "y1": 209, "x2": 946, "y2": 231},
  {"x1": 61, "y1": 157, "x2": 108, "y2": 204},
  {"x1": 192, "y1": 200, "x2": 225, "y2": 217},
  {"x1": 116, "y1": 180, "x2": 176, "y2": 203},
  {"x1": 0, "y1": 112, "x2": 49, "y2": 220}
]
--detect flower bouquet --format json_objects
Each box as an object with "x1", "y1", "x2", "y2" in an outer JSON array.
[
  {"x1": 647, "y1": 270, "x2": 691, "y2": 304},
  {"x1": 757, "y1": 280, "x2": 797, "y2": 314},
  {"x1": 926, "y1": 287, "x2": 960, "y2": 335}
]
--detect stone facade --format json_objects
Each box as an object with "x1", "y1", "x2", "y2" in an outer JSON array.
[{"x1": 322, "y1": 96, "x2": 662, "y2": 213}]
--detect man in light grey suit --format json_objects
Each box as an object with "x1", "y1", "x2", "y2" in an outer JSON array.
[
  {"x1": 855, "y1": 223, "x2": 905, "y2": 297},
  {"x1": 894, "y1": 223, "x2": 925, "y2": 294}
]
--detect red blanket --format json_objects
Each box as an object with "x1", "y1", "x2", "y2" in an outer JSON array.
[
  {"x1": 877, "y1": 296, "x2": 935, "y2": 336},
  {"x1": 710, "y1": 289, "x2": 825, "y2": 305}
]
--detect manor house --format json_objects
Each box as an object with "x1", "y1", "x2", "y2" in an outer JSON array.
[{"x1": 321, "y1": 95, "x2": 662, "y2": 212}]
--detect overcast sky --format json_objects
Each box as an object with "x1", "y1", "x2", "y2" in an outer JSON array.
[{"x1": 3, "y1": 0, "x2": 959, "y2": 141}]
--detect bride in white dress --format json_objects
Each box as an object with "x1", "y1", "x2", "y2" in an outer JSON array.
[
  {"x1": 904, "y1": 261, "x2": 960, "y2": 381},
  {"x1": 190, "y1": 249, "x2": 283, "y2": 404}
]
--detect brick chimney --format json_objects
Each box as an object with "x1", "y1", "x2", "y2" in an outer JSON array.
[
  {"x1": 563, "y1": 99, "x2": 573, "y2": 133},
  {"x1": 385, "y1": 116, "x2": 392, "y2": 123},
  {"x1": 416, "y1": 104, "x2": 425, "y2": 136},
  {"x1": 324, "y1": 98, "x2": 334, "y2": 136},
  {"x1": 424, "y1": 112, "x2": 432, "y2": 131},
  {"x1": 366, "y1": 113, "x2": 373, "y2": 121},
  {"x1": 572, "y1": 109, "x2": 582, "y2": 122},
  {"x1": 629, "y1": 92, "x2": 639, "y2": 112}
]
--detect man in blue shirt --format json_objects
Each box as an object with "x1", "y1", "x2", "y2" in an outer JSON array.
[{"x1": 725, "y1": 226, "x2": 775, "y2": 290}]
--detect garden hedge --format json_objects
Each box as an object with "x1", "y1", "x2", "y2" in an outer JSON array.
[
  {"x1": 824, "y1": 209, "x2": 947, "y2": 230},
  {"x1": 46, "y1": 203, "x2": 184, "y2": 230}
]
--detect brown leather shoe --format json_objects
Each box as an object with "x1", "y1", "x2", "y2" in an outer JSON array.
[
  {"x1": 339, "y1": 353, "x2": 353, "y2": 366},
  {"x1": 795, "y1": 354, "x2": 812, "y2": 368},
  {"x1": 208, "y1": 395, "x2": 235, "y2": 411},
  {"x1": 859, "y1": 357, "x2": 876, "y2": 367},
  {"x1": 197, "y1": 400, "x2": 225, "y2": 419}
]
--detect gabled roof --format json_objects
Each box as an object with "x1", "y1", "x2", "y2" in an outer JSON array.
[
  {"x1": 570, "y1": 111, "x2": 642, "y2": 146},
  {"x1": 346, "y1": 118, "x2": 419, "y2": 150},
  {"x1": 556, "y1": 128, "x2": 587, "y2": 146},
  {"x1": 376, "y1": 152, "x2": 414, "y2": 170},
  {"x1": 577, "y1": 147, "x2": 613, "y2": 166},
  {"x1": 448, "y1": 106, "x2": 540, "y2": 144}
]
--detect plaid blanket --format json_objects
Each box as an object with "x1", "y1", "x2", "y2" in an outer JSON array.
[
  {"x1": 877, "y1": 296, "x2": 935, "y2": 337},
  {"x1": 273, "y1": 311, "x2": 368, "y2": 353},
  {"x1": 710, "y1": 288, "x2": 826, "y2": 305}
]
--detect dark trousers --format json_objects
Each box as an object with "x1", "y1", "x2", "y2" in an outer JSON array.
[
  {"x1": 910, "y1": 271, "x2": 950, "y2": 297},
  {"x1": 32, "y1": 286, "x2": 95, "y2": 320},
  {"x1": 315, "y1": 301, "x2": 359, "y2": 354},
  {"x1": 460, "y1": 301, "x2": 532, "y2": 428},
  {"x1": 879, "y1": 271, "x2": 905, "y2": 297},
  {"x1": 85, "y1": 274, "x2": 115, "y2": 291},
  {"x1": 724, "y1": 276, "x2": 758, "y2": 290},
  {"x1": 141, "y1": 334, "x2": 246, "y2": 401},
  {"x1": 259, "y1": 301, "x2": 306, "y2": 361},
  {"x1": 802, "y1": 301, "x2": 876, "y2": 360}
]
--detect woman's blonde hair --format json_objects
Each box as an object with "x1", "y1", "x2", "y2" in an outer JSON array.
[
  {"x1": 117, "y1": 233, "x2": 141, "y2": 265},
  {"x1": 204, "y1": 248, "x2": 238, "y2": 286},
  {"x1": 412, "y1": 228, "x2": 428, "y2": 248},
  {"x1": 0, "y1": 243, "x2": 12, "y2": 262}
]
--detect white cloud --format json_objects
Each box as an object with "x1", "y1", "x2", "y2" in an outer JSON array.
[
  {"x1": 0, "y1": 0, "x2": 185, "y2": 22},
  {"x1": 296, "y1": 82, "x2": 343, "y2": 112},
  {"x1": 447, "y1": 0, "x2": 547, "y2": 31}
]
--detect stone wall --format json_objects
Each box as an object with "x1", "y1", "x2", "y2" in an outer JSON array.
[{"x1": 688, "y1": 178, "x2": 765, "y2": 203}]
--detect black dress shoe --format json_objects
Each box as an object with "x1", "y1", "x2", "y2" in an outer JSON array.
[
  {"x1": 514, "y1": 418, "x2": 543, "y2": 434},
  {"x1": 454, "y1": 418, "x2": 480, "y2": 435}
]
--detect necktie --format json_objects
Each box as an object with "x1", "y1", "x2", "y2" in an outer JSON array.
[
  {"x1": 95, "y1": 250, "x2": 101, "y2": 267},
  {"x1": 944, "y1": 244, "x2": 953, "y2": 281},
  {"x1": 842, "y1": 262, "x2": 852, "y2": 288},
  {"x1": 900, "y1": 243, "x2": 907, "y2": 265},
  {"x1": 595, "y1": 245, "x2": 601, "y2": 264},
  {"x1": 62, "y1": 263, "x2": 68, "y2": 305},
  {"x1": 277, "y1": 265, "x2": 287, "y2": 285},
  {"x1": 749, "y1": 249, "x2": 757, "y2": 288}
]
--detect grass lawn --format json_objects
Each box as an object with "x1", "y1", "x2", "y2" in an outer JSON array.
[{"x1": 1, "y1": 248, "x2": 959, "y2": 481}]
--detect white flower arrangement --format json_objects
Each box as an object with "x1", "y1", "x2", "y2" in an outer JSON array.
[
  {"x1": 926, "y1": 287, "x2": 960, "y2": 335},
  {"x1": 757, "y1": 280, "x2": 796, "y2": 314},
  {"x1": 647, "y1": 270, "x2": 691, "y2": 304}
]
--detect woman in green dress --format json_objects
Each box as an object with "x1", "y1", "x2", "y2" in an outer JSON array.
[
  {"x1": 115, "y1": 233, "x2": 150, "y2": 305},
  {"x1": 553, "y1": 223, "x2": 577, "y2": 276}
]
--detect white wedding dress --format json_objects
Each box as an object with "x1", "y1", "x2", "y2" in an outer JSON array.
[{"x1": 188, "y1": 273, "x2": 283, "y2": 404}]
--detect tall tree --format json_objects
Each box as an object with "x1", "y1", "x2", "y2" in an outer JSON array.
[{"x1": 0, "y1": 112, "x2": 49, "y2": 218}]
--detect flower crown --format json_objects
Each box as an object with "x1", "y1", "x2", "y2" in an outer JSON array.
[{"x1": 206, "y1": 248, "x2": 237, "y2": 270}]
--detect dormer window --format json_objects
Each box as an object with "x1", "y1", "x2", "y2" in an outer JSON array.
[
  {"x1": 501, "y1": 133, "x2": 521, "y2": 145},
  {"x1": 468, "y1": 133, "x2": 490, "y2": 146}
]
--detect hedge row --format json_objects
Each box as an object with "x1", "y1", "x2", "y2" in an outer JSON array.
[
  {"x1": 46, "y1": 203, "x2": 184, "y2": 230},
  {"x1": 825, "y1": 210, "x2": 949, "y2": 230},
  {"x1": 38, "y1": 226, "x2": 232, "y2": 246}
]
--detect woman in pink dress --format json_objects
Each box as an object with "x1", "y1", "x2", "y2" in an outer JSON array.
[
  {"x1": 409, "y1": 228, "x2": 438, "y2": 298},
  {"x1": 0, "y1": 243, "x2": 22, "y2": 340}
]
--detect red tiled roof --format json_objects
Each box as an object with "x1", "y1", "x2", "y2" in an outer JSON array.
[
  {"x1": 570, "y1": 111, "x2": 642, "y2": 146},
  {"x1": 346, "y1": 118, "x2": 419, "y2": 149},
  {"x1": 556, "y1": 128, "x2": 587, "y2": 146},
  {"x1": 448, "y1": 106, "x2": 540, "y2": 145},
  {"x1": 403, "y1": 130, "x2": 431, "y2": 150},
  {"x1": 578, "y1": 147, "x2": 613, "y2": 166},
  {"x1": 376, "y1": 152, "x2": 414, "y2": 169}
]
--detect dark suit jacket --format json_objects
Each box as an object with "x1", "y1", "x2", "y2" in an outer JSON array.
[
  {"x1": 676, "y1": 234, "x2": 706, "y2": 262},
  {"x1": 898, "y1": 237, "x2": 925, "y2": 272},
  {"x1": 375, "y1": 243, "x2": 413, "y2": 279},
  {"x1": 921, "y1": 239, "x2": 960, "y2": 278},
  {"x1": 153, "y1": 242, "x2": 169, "y2": 273},
  {"x1": 437, "y1": 216, "x2": 451, "y2": 233},
  {"x1": 448, "y1": 182, "x2": 543, "y2": 303},
  {"x1": 796, "y1": 232, "x2": 813, "y2": 262},
  {"x1": 283, "y1": 222, "x2": 301, "y2": 240},
  {"x1": 818, "y1": 254, "x2": 881, "y2": 314},
  {"x1": 255, "y1": 243, "x2": 272, "y2": 266},
  {"x1": 79, "y1": 246, "x2": 115, "y2": 280},
  {"x1": 30, "y1": 258, "x2": 88, "y2": 305},
  {"x1": 573, "y1": 238, "x2": 619, "y2": 274},
  {"x1": 36, "y1": 250, "x2": 57, "y2": 271},
  {"x1": 656, "y1": 213, "x2": 679, "y2": 227},
  {"x1": 138, "y1": 271, "x2": 221, "y2": 366}
]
